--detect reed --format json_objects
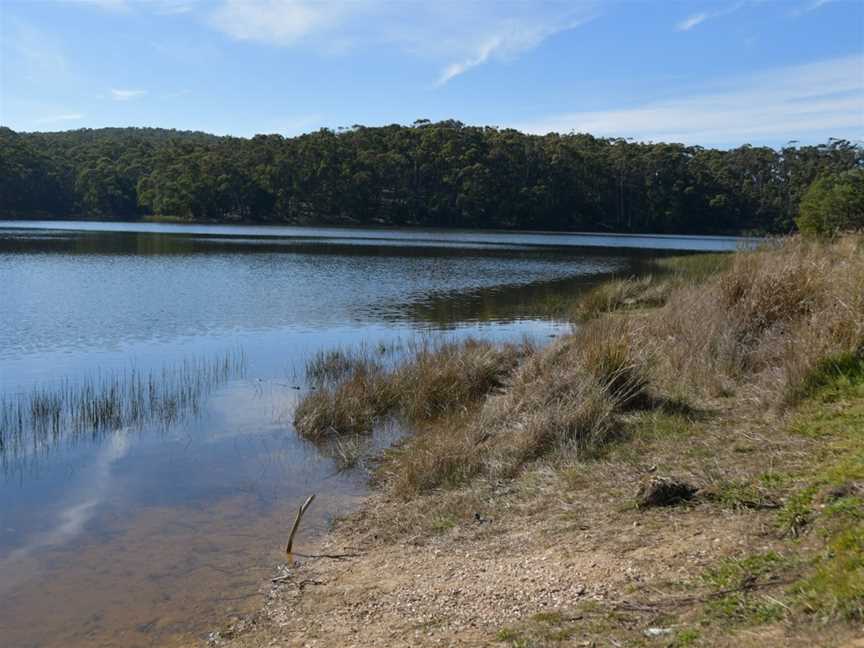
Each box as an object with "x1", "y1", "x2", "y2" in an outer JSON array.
[{"x1": 0, "y1": 350, "x2": 245, "y2": 469}]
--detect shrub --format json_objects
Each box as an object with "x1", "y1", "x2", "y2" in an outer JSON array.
[{"x1": 797, "y1": 169, "x2": 864, "y2": 235}]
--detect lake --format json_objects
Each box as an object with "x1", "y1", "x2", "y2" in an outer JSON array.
[{"x1": 0, "y1": 221, "x2": 750, "y2": 647}]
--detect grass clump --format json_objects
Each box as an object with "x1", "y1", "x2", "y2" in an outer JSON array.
[
  {"x1": 703, "y1": 551, "x2": 790, "y2": 590},
  {"x1": 478, "y1": 318, "x2": 651, "y2": 479},
  {"x1": 788, "y1": 348, "x2": 864, "y2": 405},
  {"x1": 570, "y1": 275, "x2": 669, "y2": 321},
  {"x1": 294, "y1": 360, "x2": 394, "y2": 439},
  {"x1": 390, "y1": 339, "x2": 524, "y2": 422},
  {"x1": 293, "y1": 338, "x2": 525, "y2": 441},
  {"x1": 703, "y1": 479, "x2": 779, "y2": 511},
  {"x1": 378, "y1": 410, "x2": 485, "y2": 497},
  {"x1": 569, "y1": 252, "x2": 733, "y2": 322}
]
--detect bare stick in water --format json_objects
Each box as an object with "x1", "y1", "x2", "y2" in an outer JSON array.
[{"x1": 286, "y1": 494, "x2": 316, "y2": 562}]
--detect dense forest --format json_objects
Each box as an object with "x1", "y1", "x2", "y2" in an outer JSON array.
[{"x1": 1, "y1": 121, "x2": 861, "y2": 234}]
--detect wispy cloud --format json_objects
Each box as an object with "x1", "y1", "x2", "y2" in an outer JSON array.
[
  {"x1": 3, "y1": 20, "x2": 68, "y2": 78},
  {"x1": 111, "y1": 88, "x2": 147, "y2": 101},
  {"x1": 63, "y1": 0, "x2": 130, "y2": 11},
  {"x1": 675, "y1": 1, "x2": 747, "y2": 31},
  {"x1": 62, "y1": 0, "x2": 199, "y2": 12},
  {"x1": 432, "y1": 6, "x2": 597, "y2": 86},
  {"x1": 208, "y1": 1, "x2": 599, "y2": 85},
  {"x1": 512, "y1": 55, "x2": 864, "y2": 147},
  {"x1": 153, "y1": 0, "x2": 199, "y2": 15},
  {"x1": 210, "y1": 0, "x2": 354, "y2": 45},
  {"x1": 676, "y1": 13, "x2": 708, "y2": 31},
  {"x1": 35, "y1": 113, "x2": 85, "y2": 124},
  {"x1": 274, "y1": 113, "x2": 323, "y2": 136},
  {"x1": 792, "y1": 0, "x2": 833, "y2": 16}
]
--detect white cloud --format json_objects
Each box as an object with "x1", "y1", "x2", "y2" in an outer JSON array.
[
  {"x1": 62, "y1": 0, "x2": 199, "y2": 12},
  {"x1": 274, "y1": 113, "x2": 323, "y2": 136},
  {"x1": 210, "y1": 0, "x2": 356, "y2": 46},
  {"x1": 791, "y1": 0, "x2": 833, "y2": 16},
  {"x1": 35, "y1": 113, "x2": 85, "y2": 124},
  {"x1": 674, "y1": 1, "x2": 748, "y2": 31},
  {"x1": 676, "y1": 13, "x2": 708, "y2": 31},
  {"x1": 432, "y1": 6, "x2": 596, "y2": 86},
  {"x1": 4, "y1": 20, "x2": 68, "y2": 78},
  {"x1": 63, "y1": 0, "x2": 130, "y2": 11},
  {"x1": 208, "y1": 1, "x2": 599, "y2": 85},
  {"x1": 153, "y1": 0, "x2": 199, "y2": 14},
  {"x1": 111, "y1": 88, "x2": 147, "y2": 101},
  {"x1": 511, "y1": 55, "x2": 864, "y2": 147}
]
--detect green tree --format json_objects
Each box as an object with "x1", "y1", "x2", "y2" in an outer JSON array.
[{"x1": 797, "y1": 169, "x2": 864, "y2": 235}]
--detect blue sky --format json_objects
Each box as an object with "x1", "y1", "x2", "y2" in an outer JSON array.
[{"x1": 1, "y1": 0, "x2": 862, "y2": 148}]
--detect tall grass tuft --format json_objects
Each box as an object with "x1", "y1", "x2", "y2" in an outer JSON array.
[
  {"x1": 293, "y1": 338, "x2": 527, "y2": 441},
  {"x1": 650, "y1": 235, "x2": 864, "y2": 403}
]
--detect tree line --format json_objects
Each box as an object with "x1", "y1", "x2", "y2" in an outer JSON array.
[{"x1": 1, "y1": 120, "x2": 861, "y2": 234}]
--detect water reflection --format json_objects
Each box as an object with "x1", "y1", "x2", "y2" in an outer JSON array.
[{"x1": 0, "y1": 222, "x2": 739, "y2": 647}]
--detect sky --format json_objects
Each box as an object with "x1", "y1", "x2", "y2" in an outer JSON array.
[{"x1": 0, "y1": 0, "x2": 862, "y2": 148}]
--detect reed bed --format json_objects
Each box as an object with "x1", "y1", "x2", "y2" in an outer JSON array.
[{"x1": 0, "y1": 350, "x2": 245, "y2": 467}]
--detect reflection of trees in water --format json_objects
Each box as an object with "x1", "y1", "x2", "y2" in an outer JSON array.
[{"x1": 404, "y1": 251, "x2": 667, "y2": 327}]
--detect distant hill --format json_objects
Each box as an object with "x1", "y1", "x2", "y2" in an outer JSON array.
[{"x1": 1, "y1": 122, "x2": 861, "y2": 233}]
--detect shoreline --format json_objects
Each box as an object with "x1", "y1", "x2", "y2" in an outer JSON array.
[{"x1": 206, "y1": 235, "x2": 864, "y2": 647}]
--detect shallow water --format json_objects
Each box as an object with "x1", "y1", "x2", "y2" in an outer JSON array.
[{"x1": 0, "y1": 221, "x2": 747, "y2": 647}]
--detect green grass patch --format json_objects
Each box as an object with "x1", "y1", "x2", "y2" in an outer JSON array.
[
  {"x1": 704, "y1": 592, "x2": 785, "y2": 624},
  {"x1": 653, "y1": 252, "x2": 732, "y2": 280},
  {"x1": 700, "y1": 552, "x2": 793, "y2": 626},
  {"x1": 793, "y1": 525, "x2": 864, "y2": 621},
  {"x1": 777, "y1": 487, "x2": 816, "y2": 536},
  {"x1": 670, "y1": 627, "x2": 701, "y2": 647},
  {"x1": 702, "y1": 551, "x2": 790, "y2": 590},
  {"x1": 777, "y1": 364, "x2": 864, "y2": 623},
  {"x1": 705, "y1": 479, "x2": 778, "y2": 511},
  {"x1": 792, "y1": 350, "x2": 864, "y2": 404}
]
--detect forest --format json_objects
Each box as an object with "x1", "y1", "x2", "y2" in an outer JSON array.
[{"x1": 1, "y1": 120, "x2": 861, "y2": 234}]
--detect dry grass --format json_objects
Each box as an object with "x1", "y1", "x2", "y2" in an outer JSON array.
[
  {"x1": 293, "y1": 360, "x2": 394, "y2": 440},
  {"x1": 569, "y1": 252, "x2": 733, "y2": 322},
  {"x1": 390, "y1": 339, "x2": 525, "y2": 422},
  {"x1": 375, "y1": 319, "x2": 653, "y2": 496},
  {"x1": 570, "y1": 276, "x2": 667, "y2": 320},
  {"x1": 478, "y1": 318, "x2": 650, "y2": 478},
  {"x1": 297, "y1": 235, "x2": 863, "y2": 508},
  {"x1": 223, "y1": 236, "x2": 864, "y2": 648},
  {"x1": 293, "y1": 338, "x2": 526, "y2": 441},
  {"x1": 650, "y1": 236, "x2": 864, "y2": 404}
]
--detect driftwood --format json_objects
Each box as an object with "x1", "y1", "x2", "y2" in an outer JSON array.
[{"x1": 286, "y1": 494, "x2": 316, "y2": 562}]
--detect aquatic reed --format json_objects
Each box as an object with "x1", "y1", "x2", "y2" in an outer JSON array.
[{"x1": 0, "y1": 350, "x2": 246, "y2": 471}]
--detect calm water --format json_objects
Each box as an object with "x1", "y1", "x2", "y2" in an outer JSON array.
[{"x1": 0, "y1": 221, "x2": 748, "y2": 647}]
